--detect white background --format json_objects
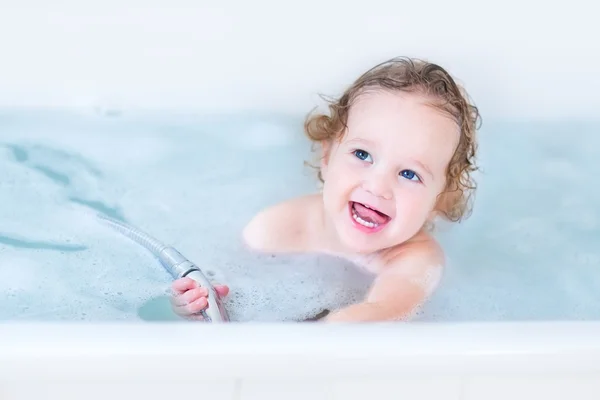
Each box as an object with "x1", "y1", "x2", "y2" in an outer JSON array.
[{"x1": 0, "y1": 1, "x2": 597, "y2": 119}]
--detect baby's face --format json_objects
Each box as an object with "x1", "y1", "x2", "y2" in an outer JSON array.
[{"x1": 320, "y1": 89, "x2": 460, "y2": 254}]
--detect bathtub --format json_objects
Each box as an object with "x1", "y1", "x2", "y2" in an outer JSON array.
[
  {"x1": 2, "y1": 321, "x2": 600, "y2": 399},
  {"x1": 1, "y1": 2, "x2": 599, "y2": 400}
]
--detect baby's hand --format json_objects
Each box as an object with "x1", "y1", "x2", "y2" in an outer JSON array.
[{"x1": 170, "y1": 277, "x2": 230, "y2": 320}]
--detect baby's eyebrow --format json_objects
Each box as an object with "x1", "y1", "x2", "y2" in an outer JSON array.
[{"x1": 345, "y1": 137, "x2": 374, "y2": 147}]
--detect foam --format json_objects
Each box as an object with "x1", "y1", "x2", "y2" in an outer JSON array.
[
  {"x1": 0, "y1": 112, "x2": 598, "y2": 322},
  {"x1": 0, "y1": 110, "x2": 372, "y2": 322}
]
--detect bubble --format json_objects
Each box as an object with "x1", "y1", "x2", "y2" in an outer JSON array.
[{"x1": 3, "y1": 112, "x2": 598, "y2": 323}]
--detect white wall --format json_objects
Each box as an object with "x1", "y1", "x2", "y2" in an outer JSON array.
[{"x1": 0, "y1": 0, "x2": 597, "y2": 120}]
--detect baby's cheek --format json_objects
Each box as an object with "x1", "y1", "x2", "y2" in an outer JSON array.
[
  {"x1": 324, "y1": 174, "x2": 353, "y2": 203},
  {"x1": 397, "y1": 191, "x2": 431, "y2": 217},
  {"x1": 333, "y1": 165, "x2": 357, "y2": 188}
]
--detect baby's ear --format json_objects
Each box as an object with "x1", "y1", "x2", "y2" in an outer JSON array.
[
  {"x1": 433, "y1": 191, "x2": 449, "y2": 216},
  {"x1": 433, "y1": 189, "x2": 460, "y2": 222},
  {"x1": 319, "y1": 140, "x2": 332, "y2": 180},
  {"x1": 427, "y1": 208, "x2": 441, "y2": 223}
]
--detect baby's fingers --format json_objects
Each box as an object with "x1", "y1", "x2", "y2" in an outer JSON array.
[
  {"x1": 214, "y1": 284, "x2": 230, "y2": 298},
  {"x1": 172, "y1": 297, "x2": 208, "y2": 317},
  {"x1": 171, "y1": 277, "x2": 199, "y2": 295},
  {"x1": 171, "y1": 286, "x2": 208, "y2": 307}
]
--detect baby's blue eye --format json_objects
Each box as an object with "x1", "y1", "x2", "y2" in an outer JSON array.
[
  {"x1": 401, "y1": 169, "x2": 420, "y2": 181},
  {"x1": 353, "y1": 149, "x2": 371, "y2": 161}
]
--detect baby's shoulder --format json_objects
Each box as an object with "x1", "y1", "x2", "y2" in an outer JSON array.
[
  {"x1": 372, "y1": 232, "x2": 446, "y2": 298},
  {"x1": 242, "y1": 194, "x2": 319, "y2": 253},
  {"x1": 378, "y1": 231, "x2": 445, "y2": 270}
]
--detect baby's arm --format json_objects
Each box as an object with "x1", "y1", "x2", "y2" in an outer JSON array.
[{"x1": 324, "y1": 239, "x2": 444, "y2": 322}]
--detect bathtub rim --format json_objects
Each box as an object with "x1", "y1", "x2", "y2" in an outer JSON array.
[{"x1": 2, "y1": 321, "x2": 600, "y2": 380}]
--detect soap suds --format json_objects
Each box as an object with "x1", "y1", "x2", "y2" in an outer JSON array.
[
  {"x1": 1, "y1": 112, "x2": 598, "y2": 322},
  {"x1": 0, "y1": 111, "x2": 372, "y2": 322}
]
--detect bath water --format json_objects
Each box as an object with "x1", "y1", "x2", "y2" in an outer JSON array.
[{"x1": 0, "y1": 109, "x2": 598, "y2": 322}]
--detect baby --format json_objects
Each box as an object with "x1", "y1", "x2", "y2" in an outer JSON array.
[{"x1": 170, "y1": 56, "x2": 480, "y2": 322}]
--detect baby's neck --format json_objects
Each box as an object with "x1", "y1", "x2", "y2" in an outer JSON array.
[
  {"x1": 306, "y1": 199, "x2": 381, "y2": 273},
  {"x1": 321, "y1": 248, "x2": 381, "y2": 274}
]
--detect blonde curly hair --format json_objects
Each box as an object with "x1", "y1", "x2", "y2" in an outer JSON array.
[{"x1": 304, "y1": 56, "x2": 481, "y2": 223}]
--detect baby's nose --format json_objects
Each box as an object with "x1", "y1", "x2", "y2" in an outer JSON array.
[{"x1": 363, "y1": 175, "x2": 393, "y2": 200}]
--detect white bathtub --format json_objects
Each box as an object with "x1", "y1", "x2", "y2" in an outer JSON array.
[
  {"x1": 1, "y1": 1, "x2": 599, "y2": 399},
  {"x1": 2, "y1": 322, "x2": 600, "y2": 399}
]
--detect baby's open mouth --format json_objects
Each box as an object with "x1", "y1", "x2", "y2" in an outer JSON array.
[{"x1": 349, "y1": 201, "x2": 391, "y2": 229}]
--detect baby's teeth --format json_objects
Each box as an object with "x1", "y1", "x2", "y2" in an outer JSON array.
[{"x1": 352, "y1": 209, "x2": 379, "y2": 228}]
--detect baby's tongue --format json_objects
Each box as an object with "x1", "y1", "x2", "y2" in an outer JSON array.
[{"x1": 353, "y1": 202, "x2": 388, "y2": 225}]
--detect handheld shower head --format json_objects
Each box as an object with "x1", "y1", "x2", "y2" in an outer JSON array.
[{"x1": 98, "y1": 214, "x2": 229, "y2": 323}]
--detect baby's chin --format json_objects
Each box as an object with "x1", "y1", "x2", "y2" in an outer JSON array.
[
  {"x1": 338, "y1": 232, "x2": 391, "y2": 255},
  {"x1": 338, "y1": 224, "x2": 416, "y2": 255}
]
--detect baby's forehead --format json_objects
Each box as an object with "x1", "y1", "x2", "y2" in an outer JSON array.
[
  {"x1": 343, "y1": 91, "x2": 459, "y2": 143},
  {"x1": 343, "y1": 113, "x2": 458, "y2": 146}
]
